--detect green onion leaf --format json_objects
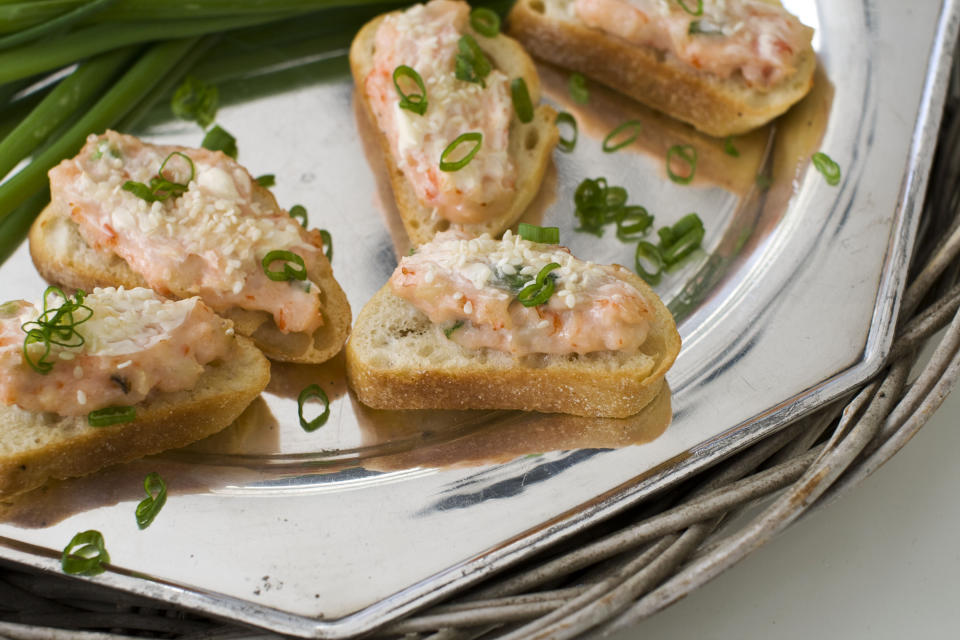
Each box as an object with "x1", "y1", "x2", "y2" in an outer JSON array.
[
  {"x1": 122, "y1": 151, "x2": 195, "y2": 202},
  {"x1": 393, "y1": 65, "x2": 428, "y2": 116},
  {"x1": 298, "y1": 384, "x2": 330, "y2": 432},
  {"x1": 510, "y1": 78, "x2": 534, "y2": 123},
  {"x1": 556, "y1": 112, "x2": 578, "y2": 153},
  {"x1": 289, "y1": 204, "x2": 308, "y2": 227},
  {"x1": 470, "y1": 7, "x2": 501, "y2": 37},
  {"x1": 444, "y1": 320, "x2": 464, "y2": 339},
  {"x1": 202, "y1": 125, "x2": 238, "y2": 159},
  {"x1": 319, "y1": 229, "x2": 333, "y2": 262},
  {"x1": 688, "y1": 19, "x2": 723, "y2": 35},
  {"x1": 677, "y1": 0, "x2": 704, "y2": 16},
  {"x1": 666, "y1": 144, "x2": 697, "y2": 184},
  {"x1": 568, "y1": 72, "x2": 589, "y2": 104},
  {"x1": 255, "y1": 174, "x2": 276, "y2": 188},
  {"x1": 135, "y1": 472, "x2": 167, "y2": 530},
  {"x1": 262, "y1": 250, "x2": 307, "y2": 282},
  {"x1": 88, "y1": 405, "x2": 136, "y2": 427},
  {"x1": 518, "y1": 223, "x2": 559, "y2": 244},
  {"x1": 61, "y1": 530, "x2": 109, "y2": 576},
  {"x1": 517, "y1": 263, "x2": 560, "y2": 307},
  {"x1": 812, "y1": 151, "x2": 841, "y2": 186},
  {"x1": 723, "y1": 136, "x2": 740, "y2": 157},
  {"x1": 635, "y1": 241, "x2": 665, "y2": 285},
  {"x1": 602, "y1": 120, "x2": 642, "y2": 153},
  {"x1": 439, "y1": 132, "x2": 483, "y2": 172},
  {"x1": 171, "y1": 75, "x2": 218, "y2": 129},
  {"x1": 455, "y1": 34, "x2": 491, "y2": 87}
]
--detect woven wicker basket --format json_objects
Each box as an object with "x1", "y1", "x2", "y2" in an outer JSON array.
[{"x1": 3, "y1": 43, "x2": 960, "y2": 640}]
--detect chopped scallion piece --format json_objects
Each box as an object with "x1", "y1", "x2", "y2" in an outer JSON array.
[
  {"x1": 568, "y1": 72, "x2": 589, "y2": 104},
  {"x1": 518, "y1": 223, "x2": 559, "y2": 244},
  {"x1": 439, "y1": 132, "x2": 483, "y2": 172},
  {"x1": 21, "y1": 286, "x2": 92, "y2": 375},
  {"x1": 510, "y1": 77, "x2": 534, "y2": 123},
  {"x1": 677, "y1": 0, "x2": 704, "y2": 16},
  {"x1": 556, "y1": 111, "x2": 578, "y2": 153},
  {"x1": 262, "y1": 250, "x2": 307, "y2": 282},
  {"x1": 61, "y1": 530, "x2": 109, "y2": 576},
  {"x1": 171, "y1": 75, "x2": 218, "y2": 129},
  {"x1": 602, "y1": 120, "x2": 642, "y2": 153},
  {"x1": 455, "y1": 34, "x2": 491, "y2": 87},
  {"x1": 444, "y1": 320, "x2": 464, "y2": 339},
  {"x1": 122, "y1": 151, "x2": 195, "y2": 202},
  {"x1": 202, "y1": 124, "x2": 238, "y2": 159},
  {"x1": 812, "y1": 151, "x2": 841, "y2": 186},
  {"x1": 470, "y1": 7, "x2": 500, "y2": 37},
  {"x1": 660, "y1": 213, "x2": 705, "y2": 264},
  {"x1": 688, "y1": 19, "x2": 722, "y2": 35},
  {"x1": 88, "y1": 405, "x2": 136, "y2": 427},
  {"x1": 135, "y1": 472, "x2": 167, "y2": 530},
  {"x1": 289, "y1": 204, "x2": 308, "y2": 227},
  {"x1": 616, "y1": 206, "x2": 653, "y2": 241},
  {"x1": 255, "y1": 174, "x2": 276, "y2": 187},
  {"x1": 298, "y1": 384, "x2": 330, "y2": 432},
  {"x1": 319, "y1": 229, "x2": 333, "y2": 262},
  {"x1": 635, "y1": 241, "x2": 665, "y2": 285},
  {"x1": 393, "y1": 65, "x2": 428, "y2": 116},
  {"x1": 723, "y1": 136, "x2": 739, "y2": 157},
  {"x1": 666, "y1": 144, "x2": 697, "y2": 184},
  {"x1": 517, "y1": 263, "x2": 560, "y2": 307}
]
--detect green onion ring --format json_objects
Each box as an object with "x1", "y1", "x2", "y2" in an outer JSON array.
[
  {"x1": 723, "y1": 136, "x2": 740, "y2": 157},
  {"x1": 319, "y1": 229, "x2": 333, "y2": 262},
  {"x1": 635, "y1": 241, "x2": 665, "y2": 285},
  {"x1": 135, "y1": 472, "x2": 167, "y2": 529},
  {"x1": 662, "y1": 225, "x2": 705, "y2": 264},
  {"x1": 255, "y1": 174, "x2": 276, "y2": 187},
  {"x1": 88, "y1": 405, "x2": 136, "y2": 427},
  {"x1": 602, "y1": 120, "x2": 643, "y2": 153},
  {"x1": 517, "y1": 263, "x2": 560, "y2": 307},
  {"x1": 444, "y1": 320, "x2": 464, "y2": 339},
  {"x1": 518, "y1": 223, "x2": 559, "y2": 244},
  {"x1": 61, "y1": 530, "x2": 109, "y2": 576},
  {"x1": 666, "y1": 144, "x2": 698, "y2": 184},
  {"x1": 298, "y1": 384, "x2": 330, "y2": 432},
  {"x1": 510, "y1": 77, "x2": 534, "y2": 123},
  {"x1": 158, "y1": 150, "x2": 195, "y2": 186},
  {"x1": 393, "y1": 65, "x2": 428, "y2": 116},
  {"x1": 812, "y1": 151, "x2": 841, "y2": 186},
  {"x1": 262, "y1": 250, "x2": 307, "y2": 281},
  {"x1": 616, "y1": 206, "x2": 653, "y2": 241},
  {"x1": 470, "y1": 7, "x2": 500, "y2": 37},
  {"x1": 677, "y1": 0, "x2": 704, "y2": 16},
  {"x1": 439, "y1": 132, "x2": 483, "y2": 172},
  {"x1": 556, "y1": 111, "x2": 578, "y2": 153},
  {"x1": 568, "y1": 72, "x2": 589, "y2": 104},
  {"x1": 289, "y1": 204, "x2": 308, "y2": 227}
]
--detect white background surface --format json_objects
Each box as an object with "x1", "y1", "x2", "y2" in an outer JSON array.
[{"x1": 608, "y1": 376, "x2": 960, "y2": 639}]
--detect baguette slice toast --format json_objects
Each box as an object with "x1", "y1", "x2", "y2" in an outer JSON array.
[
  {"x1": 29, "y1": 199, "x2": 351, "y2": 365},
  {"x1": 346, "y1": 272, "x2": 680, "y2": 418},
  {"x1": 350, "y1": 2, "x2": 559, "y2": 245},
  {"x1": 0, "y1": 320, "x2": 269, "y2": 499},
  {"x1": 507, "y1": 0, "x2": 815, "y2": 137}
]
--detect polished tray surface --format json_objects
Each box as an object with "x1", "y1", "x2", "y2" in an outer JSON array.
[{"x1": 0, "y1": 1, "x2": 955, "y2": 637}]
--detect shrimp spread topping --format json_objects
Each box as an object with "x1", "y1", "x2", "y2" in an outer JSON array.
[
  {"x1": 573, "y1": 0, "x2": 813, "y2": 88},
  {"x1": 0, "y1": 287, "x2": 232, "y2": 416},
  {"x1": 49, "y1": 131, "x2": 327, "y2": 335},
  {"x1": 366, "y1": 0, "x2": 516, "y2": 223},
  {"x1": 390, "y1": 230, "x2": 653, "y2": 355}
]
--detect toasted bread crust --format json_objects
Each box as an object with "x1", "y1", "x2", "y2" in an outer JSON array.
[
  {"x1": 345, "y1": 269, "x2": 680, "y2": 418},
  {"x1": 29, "y1": 202, "x2": 352, "y2": 364},
  {"x1": 507, "y1": 0, "x2": 815, "y2": 137},
  {"x1": 350, "y1": 6, "x2": 559, "y2": 245},
  {"x1": 0, "y1": 333, "x2": 269, "y2": 499}
]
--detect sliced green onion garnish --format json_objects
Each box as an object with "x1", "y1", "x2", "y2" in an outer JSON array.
[
  {"x1": 666, "y1": 144, "x2": 697, "y2": 184},
  {"x1": 171, "y1": 75, "x2": 218, "y2": 129},
  {"x1": 812, "y1": 151, "x2": 841, "y2": 186},
  {"x1": 88, "y1": 405, "x2": 136, "y2": 427},
  {"x1": 123, "y1": 151, "x2": 195, "y2": 202},
  {"x1": 517, "y1": 263, "x2": 560, "y2": 307},
  {"x1": 470, "y1": 7, "x2": 500, "y2": 37},
  {"x1": 444, "y1": 320, "x2": 464, "y2": 339},
  {"x1": 255, "y1": 174, "x2": 276, "y2": 187},
  {"x1": 262, "y1": 250, "x2": 307, "y2": 282},
  {"x1": 202, "y1": 124, "x2": 238, "y2": 159},
  {"x1": 568, "y1": 72, "x2": 589, "y2": 104},
  {"x1": 61, "y1": 530, "x2": 109, "y2": 576},
  {"x1": 289, "y1": 204, "x2": 308, "y2": 227},
  {"x1": 688, "y1": 19, "x2": 722, "y2": 35},
  {"x1": 393, "y1": 65, "x2": 428, "y2": 116},
  {"x1": 298, "y1": 384, "x2": 330, "y2": 432},
  {"x1": 510, "y1": 77, "x2": 534, "y2": 123},
  {"x1": 556, "y1": 112, "x2": 578, "y2": 153},
  {"x1": 135, "y1": 472, "x2": 167, "y2": 530},
  {"x1": 455, "y1": 34, "x2": 491, "y2": 87},
  {"x1": 602, "y1": 120, "x2": 642, "y2": 153},
  {"x1": 635, "y1": 241, "x2": 665, "y2": 285},
  {"x1": 677, "y1": 0, "x2": 703, "y2": 16},
  {"x1": 439, "y1": 132, "x2": 483, "y2": 172},
  {"x1": 319, "y1": 229, "x2": 333, "y2": 262},
  {"x1": 616, "y1": 206, "x2": 653, "y2": 241},
  {"x1": 723, "y1": 136, "x2": 739, "y2": 157},
  {"x1": 660, "y1": 213, "x2": 705, "y2": 264},
  {"x1": 21, "y1": 286, "x2": 92, "y2": 374},
  {"x1": 518, "y1": 222, "x2": 559, "y2": 244}
]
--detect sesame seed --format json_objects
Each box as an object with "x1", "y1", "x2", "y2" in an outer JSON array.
[
  {"x1": 73, "y1": 366, "x2": 83, "y2": 379},
  {"x1": 463, "y1": 301, "x2": 473, "y2": 314},
  {"x1": 117, "y1": 360, "x2": 133, "y2": 369},
  {"x1": 77, "y1": 390, "x2": 87, "y2": 405}
]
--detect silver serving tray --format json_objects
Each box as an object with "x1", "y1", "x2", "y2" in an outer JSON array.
[{"x1": 0, "y1": 1, "x2": 956, "y2": 637}]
